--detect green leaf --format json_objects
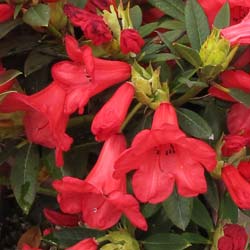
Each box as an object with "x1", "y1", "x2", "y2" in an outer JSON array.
[
  {"x1": 130, "y1": 5, "x2": 142, "y2": 29},
  {"x1": 14, "y1": 4, "x2": 23, "y2": 19},
  {"x1": 143, "y1": 233, "x2": 191, "y2": 250},
  {"x1": 185, "y1": 0, "x2": 210, "y2": 50},
  {"x1": 0, "y1": 69, "x2": 22, "y2": 85},
  {"x1": 178, "y1": 77, "x2": 208, "y2": 88},
  {"x1": 43, "y1": 227, "x2": 105, "y2": 248},
  {"x1": 0, "y1": 18, "x2": 23, "y2": 39},
  {"x1": 23, "y1": 4, "x2": 50, "y2": 27},
  {"x1": 142, "y1": 53, "x2": 178, "y2": 63},
  {"x1": 24, "y1": 50, "x2": 55, "y2": 76},
  {"x1": 229, "y1": 88, "x2": 250, "y2": 107},
  {"x1": 139, "y1": 22, "x2": 160, "y2": 37},
  {"x1": 142, "y1": 203, "x2": 161, "y2": 218},
  {"x1": 182, "y1": 233, "x2": 211, "y2": 244},
  {"x1": 163, "y1": 189, "x2": 193, "y2": 230},
  {"x1": 173, "y1": 43, "x2": 202, "y2": 68},
  {"x1": 10, "y1": 144, "x2": 39, "y2": 214},
  {"x1": 213, "y1": 2, "x2": 230, "y2": 29},
  {"x1": 147, "y1": 0, "x2": 185, "y2": 21},
  {"x1": 191, "y1": 198, "x2": 214, "y2": 231},
  {"x1": 177, "y1": 108, "x2": 213, "y2": 139},
  {"x1": 68, "y1": 0, "x2": 87, "y2": 8}
]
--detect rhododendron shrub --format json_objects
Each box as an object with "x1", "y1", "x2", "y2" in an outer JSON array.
[{"x1": 1, "y1": 0, "x2": 250, "y2": 249}]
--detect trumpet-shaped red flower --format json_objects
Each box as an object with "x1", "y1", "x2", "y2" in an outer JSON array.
[
  {"x1": 52, "y1": 35, "x2": 131, "y2": 114},
  {"x1": 222, "y1": 161, "x2": 250, "y2": 208},
  {"x1": 120, "y1": 29, "x2": 145, "y2": 54},
  {"x1": 53, "y1": 134, "x2": 147, "y2": 231},
  {"x1": 218, "y1": 224, "x2": 248, "y2": 250},
  {"x1": 66, "y1": 238, "x2": 98, "y2": 250},
  {"x1": 198, "y1": 0, "x2": 250, "y2": 27},
  {"x1": 91, "y1": 82, "x2": 134, "y2": 141},
  {"x1": 0, "y1": 4, "x2": 14, "y2": 23},
  {"x1": 221, "y1": 12, "x2": 250, "y2": 45},
  {"x1": 114, "y1": 103, "x2": 217, "y2": 204},
  {"x1": 0, "y1": 64, "x2": 15, "y2": 93},
  {"x1": 0, "y1": 82, "x2": 73, "y2": 166},
  {"x1": 64, "y1": 4, "x2": 112, "y2": 45}
]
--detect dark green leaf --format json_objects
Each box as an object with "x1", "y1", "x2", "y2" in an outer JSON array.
[
  {"x1": 147, "y1": 0, "x2": 185, "y2": 21},
  {"x1": 219, "y1": 193, "x2": 238, "y2": 223},
  {"x1": 160, "y1": 19, "x2": 185, "y2": 30},
  {"x1": 68, "y1": 0, "x2": 87, "y2": 8},
  {"x1": 0, "y1": 69, "x2": 22, "y2": 85},
  {"x1": 10, "y1": 144, "x2": 39, "y2": 214},
  {"x1": 139, "y1": 22, "x2": 159, "y2": 37},
  {"x1": 14, "y1": 4, "x2": 23, "y2": 19},
  {"x1": 173, "y1": 43, "x2": 202, "y2": 68},
  {"x1": 229, "y1": 88, "x2": 250, "y2": 107},
  {"x1": 178, "y1": 77, "x2": 208, "y2": 88},
  {"x1": 177, "y1": 108, "x2": 213, "y2": 139},
  {"x1": 23, "y1": 4, "x2": 50, "y2": 27},
  {"x1": 163, "y1": 189, "x2": 193, "y2": 230},
  {"x1": 130, "y1": 5, "x2": 142, "y2": 29},
  {"x1": 191, "y1": 198, "x2": 214, "y2": 231},
  {"x1": 185, "y1": 0, "x2": 210, "y2": 50},
  {"x1": 213, "y1": 2, "x2": 230, "y2": 29},
  {"x1": 142, "y1": 53, "x2": 178, "y2": 63},
  {"x1": 43, "y1": 227, "x2": 105, "y2": 248},
  {"x1": 0, "y1": 18, "x2": 23, "y2": 39},
  {"x1": 143, "y1": 233, "x2": 191, "y2": 250},
  {"x1": 142, "y1": 204, "x2": 162, "y2": 218},
  {"x1": 199, "y1": 64, "x2": 223, "y2": 81},
  {"x1": 182, "y1": 233, "x2": 211, "y2": 244}
]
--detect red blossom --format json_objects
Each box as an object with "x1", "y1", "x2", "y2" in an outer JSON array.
[
  {"x1": 114, "y1": 103, "x2": 217, "y2": 203},
  {"x1": 21, "y1": 244, "x2": 41, "y2": 250},
  {"x1": 0, "y1": 4, "x2": 14, "y2": 23},
  {"x1": 218, "y1": 224, "x2": 248, "y2": 250},
  {"x1": 120, "y1": 29, "x2": 145, "y2": 54},
  {"x1": 91, "y1": 82, "x2": 134, "y2": 141},
  {"x1": 85, "y1": 0, "x2": 116, "y2": 13},
  {"x1": 53, "y1": 134, "x2": 147, "y2": 231},
  {"x1": 66, "y1": 238, "x2": 98, "y2": 250}
]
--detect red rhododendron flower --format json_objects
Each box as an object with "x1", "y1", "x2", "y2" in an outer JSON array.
[
  {"x1": 53, "y1": 134, "x2": 147, "y2": 231},
  {"x1": 114, "y1": 103, "x2": 217, "y2": 203},
  {"x1": 66, "y1": 238, "x2": 98, "y2": 250},
  {"x1": 120, "y1": 29, "x2": 145, "y2": 54},
  {"x1": 52, "y1": 35, "x2": 131, "y2": 114},
  {"x1": 64, "y1": 4, "x2": 112, "y2": 45},
  {"x1": 221, "y1": 12, "x2": 250, "y2": 45},
  {"x1": 198, "y1": 0, "x2": 250, "y2": 27},
  {"x1": 85, "y1": 0, "x2": 116, "y2": 13},
  {"x1": 218, "y1": 224, "x2": 248, "y2": 250},
  {"x1": 43, "y1": 208, "x2": 79, "y2": 227},
  {"x1": 0, "y1": 4, "x2": 14, "y2": 23},
  {"x1": 91, "y1": 82, "x2": 134, "y2": 141},
  {"x1": 209, "y1": 70, "x2": 250, "y2": 102},
  {"x1": 0, "y1": 63, "x2": 15, "y2": 93},
  {"x1": 222, "y1": 161, "x2": 250, "y2": 208},
  {"x1": 0, "y1": 82, "x2": 73, "y2": 166},
  {"x1": 233, "y1": 47, "x2": 250, "y2": 68}
]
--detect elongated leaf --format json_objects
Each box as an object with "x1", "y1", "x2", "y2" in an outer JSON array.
[
  {"x1": 130, "y1": 5, "x2": 142, "y2": 29},
  {"x1": 0, "y1": 18, "x2": 23, "y2": 39},
  {"x1": 177, "y1": 108, "x2": 213, "y2": 139},
  {"x1": 219, "y1": 193, "x2": 238, "y2": 223},
  {"x1": 68, "y1": 0, "x2": 87, "y2": 8},
  {"x1": 0, "y1": 69, "x2": 22, "y2": 85},
  {"x1": 214, "y1": 2, "x2": 230, "y2": 29},
  {"x1": 185, "y1": 0, "x2": 210, "y2": 50},
  {"x1": 143, "y1": 233, "x2": 191, "y2": 250},
  {"x1": 229, "y1": 88, "x2": 250, "y2": 107},
  {"x1": 191, "y1": 198, "x2": 214, "y2": 231},
  {"x1": 10, "y1": 144, "x2": 39, "y2": 214},
  {"x1": 139, "y1": 22, "x2": 160, "y2": 37},
  {"x1": 147, "y1": 0, "x2": 185, "y2": 21},
  {"x1": 142, "y1": 53, "x2": 178, "y2": 63},
  {"x1": 163, "y1": 189, "x2": 193, "y2": 230},
  {"x1": 182, "y1": 233, "x2": 211, "y2": 244},
  {"x1": 173, "y1": 43, "x2": 202, "y2": 68},
  {"x1": 23, "y1": 4, "x2": 50, "y2": 27},
  {"x1": 43, "y1": 227, "x2": 105, "y2": 248}
]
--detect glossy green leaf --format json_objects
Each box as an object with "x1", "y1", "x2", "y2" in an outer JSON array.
[
  {"x1": 10, "y1": 144, "x2": 39, "y2": 214},
  {"x1": 0, "y1": 69, "x2": 22, "y2": 85},
  {"x1": 0, "y1": 18, "x2": 23, "y2": 39},
  {"x1": 229, "y1": 88, "x2": 250, "y2": 107},
  {"x1": 213, "y1": 2, "x2": 230, "y2": 29},
  {"x1": 130, "y1": 5, "x2": 142, "y2": 29},
  {"x1": 185, "y1": 0, "x2": 210, "y2": 50},
  {"x1": 147, "y1": 0, "x2": 185, "y2": 21},
  {"x1": 177, "y1": 108, "x2": 213, "y2": 139},
  {"x1": 23, "y1": 4, "x2": 50, "y2": 27},
  {"x1": 143, "y1": 233, "x2": 191, "y2": 250},
  {"x1": 173, "y1": 43, "x2": 202, "y2": 68},
  {"x1": 191, "y1": 198, "x2": 214, "y2": 231},
  {"x1": 68, "y1": 0, "x2": 87, "y2": 8},
  {"x1": 163, "y1": 189, "x2": 193, "y2": 230},
  {"x1": 182, "y1": 233, "x2": 211, "y2": 244}
]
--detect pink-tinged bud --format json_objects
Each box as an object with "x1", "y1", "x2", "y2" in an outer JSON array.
[
  {"x1": 91, "y1": 83, "x2": 134, "y2": 141},
  {"x1": 120, "y1": 29, "x2": 145, "y2": 54},
  {"x1": 218, "y1": 224, "x2": 248, "y2": 250},
  {"x1": 0, "y1": 4, "x2": 14, "y2": 23},
  {"x1": 66, "y1": 238, "x2": 98, "y2": 250}
]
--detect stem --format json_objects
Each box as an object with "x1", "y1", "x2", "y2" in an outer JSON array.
[
  {"x1": 120, "y1": 102, "x2": 143, "y2": 132},
  {"x1": 47, "y1": 24, "x2": 63, "y2": 39},
  {"x1": 172, "y1": 86, "x2": 203, "y2": 107}
]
